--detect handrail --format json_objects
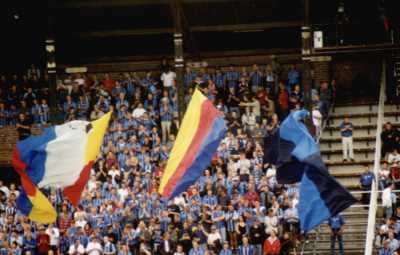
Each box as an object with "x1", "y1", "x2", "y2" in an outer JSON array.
[{"x1": 365, "y1": 60, "x2": 386, "y2": 255}]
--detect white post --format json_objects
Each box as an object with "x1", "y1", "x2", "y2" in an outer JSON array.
[{"x1": 364, "y1": 60, "x2": 386, "y2": 255}]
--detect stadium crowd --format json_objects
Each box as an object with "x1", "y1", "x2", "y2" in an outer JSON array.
[
  {"x1": 0, "y1": 61, "x2": 333, "y2": 255},
  {"x1": 374, "y1": 122, "x2": 400, "y2": 254}
]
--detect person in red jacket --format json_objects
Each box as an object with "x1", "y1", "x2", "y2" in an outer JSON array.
[
  {"x1": 263, "y1": 229, "x2": 281, "y2": 255},
  {"x1": 277, "y1": 82, "x2": 289, "y2": 120},
  {"x1": 36, "y1": 226, "x2": 51, "y2": 255}
]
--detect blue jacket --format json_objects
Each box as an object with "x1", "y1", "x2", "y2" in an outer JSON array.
[{"x1": 238, "y1": 245, "x2": 254, "y2": 255}]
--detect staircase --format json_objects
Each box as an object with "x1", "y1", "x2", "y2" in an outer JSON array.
[{"x1": 302, "y1": 102, "x2": 400, "y2": 254}]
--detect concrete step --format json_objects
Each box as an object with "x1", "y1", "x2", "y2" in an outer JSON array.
[
  {"x1": 331, "y1": 103, "x2": 399, "y2": 115},
  {"x1": 328, "y1": 114, "x2": 399, "y2": 126},
  {"x1": 322, "y1": 129, "x2": 376, "y2": 140},
  {"x1": 322, "y1": 151, "x2": 375, "y2": 162},
  {"x1": 328, "y1": 162, "x2": 371, "y2": 174},
  {"x1": 320, "y1": 146, "x2": 375, "y2": 155},
  {"x1": 332, "y1": 104, "x2": 378, "y2": 114},
  {"x1": 334, "y1": 176, "x2": 362, "y2": 188},
  {"x1": 319, "y1": 139, "x2": 375, "y2": 153}
]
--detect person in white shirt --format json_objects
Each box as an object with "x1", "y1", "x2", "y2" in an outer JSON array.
[
  {"x1": 161, "y1": 68, "x2": 176, "y2": 88},
  {"x1": 173, "y1": 244, "x2": 185, "y2": 255},
  {"x1": 312, "y1": 105, "x2": 323, "y2": 141},
  {"x1": 68, "y1": 239, "x2": 85, "y2": 255},
  {"x1": 132, "y1": 103, "x2": 146, "y2": 118},
  {"x1": 264, "y1": 209, "x2": 278, "y2": 235},
  {"x1": 237, "y1": 151, "x2": 251, "y2": 182},
  {"x1": 239, "y1": 95, "x2": 261, "y2": 120},
  {"x1": 241, "y1": 108, "x2": 257, "y2": 132},
  {"x1": 86, "y1": 237, "x2": 103, "y2": 255},
  {"x1": 379, "y1": 162, "x2": 391, "y2": 190},
  {"x1": 388, "y1": 149, "x2": 400, "y2": 164},
  {"x1": 118, "y1": 183, "x2": 129, "y2": 202},
  {"x1": 382, "y1": 183, "x2": 394, "y2": 219},
  {"x1": 46, "y1": 224, "x2": 60, "y2": 252},
  {"x1": 202, "y1": 225, "x2": 222, "y2": 249}
]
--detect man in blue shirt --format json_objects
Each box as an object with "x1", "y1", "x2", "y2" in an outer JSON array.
[
  {"x1": 379, "y1": 240, "x2": 393, "y2": 255},
  {"x1": 360, "y1": 165, "x2": 375, "y2": 207},
  {"x1": 340, "y1": 117, "x2": 354, "y2": 162},
  {"x1": 220, "y1": 241, "x2": 233, "y2": 255},
  {"x1": 238, "y1": 236, "x2": 254, "y2": 255},
  {"x1": 328, "y1": 214, "x2": 345, "y2": 255}
]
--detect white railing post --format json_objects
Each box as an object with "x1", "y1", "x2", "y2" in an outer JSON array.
[{"x1": 365, "y1": 60, "x2": 386, "y2": 255}]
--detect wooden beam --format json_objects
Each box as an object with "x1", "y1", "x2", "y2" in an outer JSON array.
[
  {"x1": 80, "y1": 28, "x2": 173, "y2": 38},
  {"x1": 192, "y1": 21, "x2": 302, "y2": 32},
  {"x1": 76, "y1": 21, "x2": 302, "y2": 38},
  {"x1": 54, "y1": 0, "x2": 230, "y2": 9},
  {"x1": 57, "y1": 48, "x2": 301, "y2": 73}
]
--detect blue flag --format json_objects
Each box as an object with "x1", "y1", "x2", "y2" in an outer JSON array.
[{"x1": 264, "y1": 110, "x2": 356, "y2": 232}]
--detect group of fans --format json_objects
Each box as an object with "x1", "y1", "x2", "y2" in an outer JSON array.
[
  {"x1": 374, "y1": 122, "x2": 400, "y2": 254},
  {"x1": 0, "y1": 62, "x2": 333, "y2": 255}
]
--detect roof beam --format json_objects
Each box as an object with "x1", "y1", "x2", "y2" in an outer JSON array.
[
  {"x1": 53, "y1": 0, "x2": 230, "y2": 9},
  {"x1": 76, "y1": 21, "x2": 302, "y2": 38}
]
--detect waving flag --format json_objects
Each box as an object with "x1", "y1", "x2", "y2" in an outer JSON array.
[
  {"x1": 264, "y1": 110, "x2": 356, "y2": 232},
  {"x1": 12, "y1": 112, "x2": 111, "y2": 223},
  {"x1": 159, "y1": 89, "x2": 226, "y2": 199}
]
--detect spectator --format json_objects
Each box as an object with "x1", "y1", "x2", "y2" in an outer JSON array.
[
  {"x1": 161, "y1": 67, "x2": 176, "y2": 92},
  {"x1": 46, "y1": 224, "x2": 60, "y2": 253},
  {"x1": 379, "y1": 240, "x2": 393, "y2": 255},
  {"x1": 382, "y1": 183, "x2": 395, "y2": 219},
  {"x1": 37, "y1": 226, "x2": 50, "y2": 255},
  {"x1": 340, "y1": 116, "x2": 354, "y2": 162},
  {"x1": 263, "y1": 229, "x2": 280, "y2": 255},
  {"x1": 279, "y1": 232, "x2": 294, "y2": 255},
  {"x1": 103, "y1": 236, "x2": 117, "y2": 255},
  {"x1": 16, "y1": 113, "x2": 31, "y2": 140},
  {"x1": 312, "y1": 104, "x2": 323, "y2": 140},
  {"x1": 86, "y1": 237, "x2": 103, "y2": 255},
  {"x1": 388, "y1": 149, "x2": 400, "y2": 164},
  {"x1": 249, "y1": 219, "x2": 265, "y2": 255},
  {"x1": 160, "y1": 232, "x2": 175, "y2": 255},
  {"x1": 68, "y1": 239, "x2": 85, "y2": 255},
  {"x1": 381, "y1": 122, "x2": 400, "y2": 159},
  {"x1": 379, "y1": 161, "x2": 391, "y2": 190},
  {"x1": 160, "y1": 101, "x2": 172, "y2": 143},
  {"x1": 287, "y1": 65, "x2": 300, "y2": 92},
  {"x1": 238, "y1": 236, "x2": 254, "y2": 255},
  {"x1": 360, "y1": 165, "x2": 374, "y2": 206},
  {"x1": 328, "y1": 214, "x2": 345, "y2": 255}
]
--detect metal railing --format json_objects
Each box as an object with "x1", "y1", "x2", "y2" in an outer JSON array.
[{"x1": 365, "y1": 60, "x2": 386, "y2": 255}]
